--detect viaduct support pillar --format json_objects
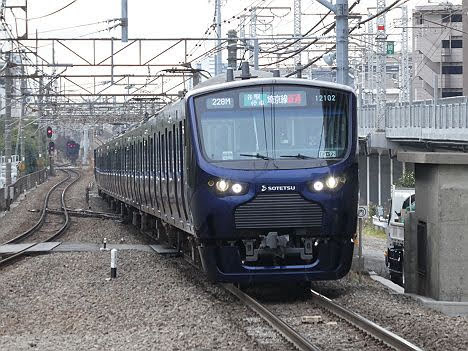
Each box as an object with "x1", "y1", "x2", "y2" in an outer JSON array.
[{"x1": 398, "y1": 152, "x2": 468, "y2": 315}]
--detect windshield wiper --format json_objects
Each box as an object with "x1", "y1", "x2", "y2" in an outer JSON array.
[
  {"x1": 280, "y1": 153, "x2": 317, "y2": 160},
  {"x1": 240, "y1": 153, "x2": 271, "y2": 160}
]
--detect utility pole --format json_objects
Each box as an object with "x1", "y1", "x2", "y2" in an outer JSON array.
[
  {"x1": 215, "y1": 0, "x2": 222, "y2": 75},
  {"x1": 316, "y1": 0, "x2": 349, "y2": 86},
  {"x1": 121, "y1": 0, "x2": 128, "y2": 42},
  {"x1": 375, "y1": 0, "x2": 387, "y2": 130},
  {"x1": 38, "y1": 76, "x2": 44, "y2": 165},
  {"x1": 366, "y1": 16, "x2": 375, "y2": 105},
  {"x1": 293, "y1": 0, "x2": 302, "y2": 68},
  {"x1": 399, "y1": 5, "x2": 410, "y2": 103},
  {"x1": 4, "y1": 55, "x2": 12, "y2": 187},
  {"x1": 250, "y1": 7, "x2": 258, "y2": 69},
  {"x1": 227, "y1": 30, "x2": 238, "y2": 69},
  {"x1": 20, "y1": 64, "x2": 26, "y2": 163}
]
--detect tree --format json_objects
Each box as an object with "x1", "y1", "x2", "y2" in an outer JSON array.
[{"x1": 395, "y1": 171, "x2": 415, "y2": 188}]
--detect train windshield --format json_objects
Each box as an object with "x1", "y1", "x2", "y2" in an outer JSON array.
[{"x1": 193, "y1": 85, "x2": 350, "y2": 169}]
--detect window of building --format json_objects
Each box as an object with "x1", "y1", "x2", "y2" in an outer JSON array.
[
  {"x1": 442, "y1": 89, "x2": 463, "y2": 98},
  {"x1": 441, "y1": 13, "x2": 462, "y2": 23},
  {"x1": 442, "y1": 40, "x2": 463, "y2": 49},
  {"x1": 451, "y1": 14, "x2": 462, "y2": 22},
  {"x1": 442, "y1": 65, "x2": 463, "y2": 74}
]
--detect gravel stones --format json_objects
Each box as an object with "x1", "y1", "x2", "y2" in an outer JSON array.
[
  {"x1": 311, "y1": 273, "x2": 468, "y2": 351},
  {"x1": 0, "y1": 251, "x2": 293, "y2": 350}
]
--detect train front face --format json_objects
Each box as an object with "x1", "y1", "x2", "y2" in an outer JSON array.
[{"x1": 187, "y1": 80, "x2": 358, "y2": 283}]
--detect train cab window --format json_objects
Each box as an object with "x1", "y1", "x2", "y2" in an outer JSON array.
[{"x1": 194, "y1": 85, "x2": 350, "y2": 169}]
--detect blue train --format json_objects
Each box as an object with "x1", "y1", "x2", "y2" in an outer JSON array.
[{"x1": 95, "y1": 74, "x2": 358, "y2": 283}]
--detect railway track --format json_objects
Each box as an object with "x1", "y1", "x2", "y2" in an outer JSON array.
[
  {"x1": 0, "y1": 168, "x2": 81, "y2": 268},
  {"x1": 223, "y1": 284, "x2": 423, "y2": 351},
  {"x1": 119, "y1": 202, "x2": 423, "y2": 351}
]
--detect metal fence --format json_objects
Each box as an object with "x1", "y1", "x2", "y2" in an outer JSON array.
[
  {"x1": 358, "y1": 97, "x2": 468, "y2": 142},
  {"x1": 0, "y1": 169, "x2": 48, "y2": 212}
]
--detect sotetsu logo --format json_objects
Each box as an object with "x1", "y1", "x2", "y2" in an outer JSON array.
[{"x1": 261, "y1": 185, "x2": 296, "y2": 192}]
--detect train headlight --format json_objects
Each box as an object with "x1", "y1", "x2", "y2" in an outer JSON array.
[
  {"x1": 313, "y1": 181, "x2": 324, "y2": 191},
  {"x1": 308, "y1": 175, "x2": 346, "y2": 192},
  {"x1": 231, "y1": 183, "x2": 243, "y2": 194},
  {"x1": 326, "y1": 176, "x2": 338, "y2": 189},
  {"x1": 216, "y1": 179, "x2": 230, "y2": 192}
]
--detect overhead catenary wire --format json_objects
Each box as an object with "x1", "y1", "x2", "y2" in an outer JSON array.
[
  {"x1": 285, "y1": 0, "x2": 404, "y2": 78},
  {"x1": 26, "y1": 0, "x2": 79, "y2": 21},
  {"x1": 259, "y1": 0, "x2": 362, "y2": 68}
]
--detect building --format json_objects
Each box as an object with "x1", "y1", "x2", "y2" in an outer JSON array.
[
  {"x1": 463, "y1": 0, "x2": 468, "y2": 95},
  {"x1": 413, "y1": 3, "x2": 463, "y2": 100}
]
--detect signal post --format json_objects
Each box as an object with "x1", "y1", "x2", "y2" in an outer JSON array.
[{"x1": 47, "y1": 127, "x2": 55, "y2": 176}]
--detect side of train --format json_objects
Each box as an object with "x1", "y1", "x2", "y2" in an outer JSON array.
[{"x1": 95, "y1": 76, "x2": 359, "y2": 283}]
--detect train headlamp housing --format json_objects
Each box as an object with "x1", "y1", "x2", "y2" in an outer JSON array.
[
  {"x1": 216, "y1": 179, "x2": 230, "y2": 192},
  {"x1": 308, "y1": 175, "x2": 346, "y2": 192},
  {"x1": 209, "y1": 179, "x2": 249, "y2": 196}
]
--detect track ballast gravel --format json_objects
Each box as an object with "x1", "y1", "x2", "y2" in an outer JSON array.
[
  {"x1": 1, "y1": 167, "x2": 467, "y2": 350},
  {"x1": 0, "y1": 251, "x2": 293, "y2": 351}
]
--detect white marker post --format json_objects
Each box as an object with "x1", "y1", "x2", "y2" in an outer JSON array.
[{"x1": 111, "y1": 249, "x2": 117, "y2": 278}]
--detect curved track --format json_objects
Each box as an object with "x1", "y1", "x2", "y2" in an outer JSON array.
[{"x1": 0, "y1": 168, "x2": 81, "y2": 268}]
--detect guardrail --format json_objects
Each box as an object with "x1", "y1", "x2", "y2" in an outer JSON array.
[
  {"x1": 0, "y1": 169, "x2": 48, "y2": 212},
  {"x1": 358, "y1": 96, "x2": 468, "y2": 142}
]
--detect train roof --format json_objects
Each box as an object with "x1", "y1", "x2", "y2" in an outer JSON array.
[
  {"x1": 96, "y1": 71, "x2": 355, "y2": 150},
  {"x1": 186, "y1": 76, "x2": 355, "y2": 100}
]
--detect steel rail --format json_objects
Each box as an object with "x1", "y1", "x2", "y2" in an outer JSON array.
[
  {"x1": 309, "y1": 289, "x2": 423, "y2": 351},
  {"x1": 223, "y1": 283, "x2": 321, "y2": 351},
  {"x1": 1, "y1": 170, "x2": 72, "y2": 245},
  {"x1": 0, "y1": 169, "x2": 81, "y2": 267}
]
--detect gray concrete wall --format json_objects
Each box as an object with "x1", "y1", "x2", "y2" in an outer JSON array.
[{"x1": 415, "y1": 164, "x2": 468, "y2": 302}]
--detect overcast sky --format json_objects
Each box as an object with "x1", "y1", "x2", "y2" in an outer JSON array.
[
  {"x1": 3, "y1": 0, "x2": 463, "y2": 95},
  {"x1": 15, "y1": 0, "x2": 463, "y2": 40}
]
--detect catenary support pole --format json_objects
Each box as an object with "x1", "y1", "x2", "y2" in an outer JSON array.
[
  {"x1": 4, "y1": 54, "x2": 12, "y2": 187},
  {"x1": 20, "y1": 64, "x2": 26, "y2": 164},
  {"x1": 366, "y1": 155, "x2": 370, "y2": 206},
  {"x1": 390, "y1": 156, "x2": 393, "y2": 186},
  {"x1": 121, "y1": 0, "x2": 128, "y2": 42},
  {"x1": 316, "y1": 0, "x2": 349, "y2": 86},
  {"x1": 293, "y1": 0, "x2": 302, "y2": 67},
  {"x1": 215, "y1": 0, "x2": 222, "y2": 75},
  {"x1": 378, "y1": 151, "x2": 382, "y2": 206}
]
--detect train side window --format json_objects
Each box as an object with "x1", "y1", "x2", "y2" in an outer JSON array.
[
  {"x1": 168, "y1": 130, "x2": 173, "y2": 178},
  {"x1": 161, "y1": 133, "x2": 166, "y2": 175}
]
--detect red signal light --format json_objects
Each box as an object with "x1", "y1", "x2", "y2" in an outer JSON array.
[{"x1": 47, "y1": 126, "x2": 53, "y2": 138}]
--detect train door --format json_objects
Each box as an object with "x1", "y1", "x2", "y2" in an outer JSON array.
[
  {"x1": 178, "y1": 121, "x2": 188, "y2": 223},
  {"x1": 142, "y1": 138, "x2": 148, "y2": 208},
  {"x1": 122, "y1": 146, "x2": 127, "y2": 200},
  {"x1": 132, "y1": 143, "x2": 136, "y2": 204},
  {"x1": 112, "y1": 149, "x2": 116, "y2": 194},
  {"x1": 182, "y1": 120, "x2": 192, "y2": 224},
  {"x1": 148, "y1": 136, "x2": 154, "y2": 210},
  {"x1": 137, "y1": 140, "x2": 143, "y2": 206},
  {"x1": 118, "y1": 146, "x2": 124, "y2": 198},
  {"x1": 168, "y1": 129, "x2": 176, "y2": 218},
  {"x1": 157, "y1": 131, "x2": 165, "y2": 215},
  {"x1": 161, "y1": 131, "x2": 168, "y2": 217},
  {"x1": 173, "y1": 123, "x2": 181, "y2": 221}
]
